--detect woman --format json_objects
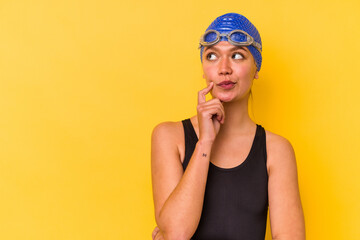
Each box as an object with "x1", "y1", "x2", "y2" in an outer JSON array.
[{"x1": 151, "y1": 13, "x2": 305, "y2": 240}]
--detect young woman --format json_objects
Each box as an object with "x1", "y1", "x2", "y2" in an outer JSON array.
[{"x1": 151, "y1": 13, "x2": 305, "y2": 240}]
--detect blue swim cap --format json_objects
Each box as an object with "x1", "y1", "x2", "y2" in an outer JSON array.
[{"x1": 200, "y1": 13, "x2": 262, "y2": 72}]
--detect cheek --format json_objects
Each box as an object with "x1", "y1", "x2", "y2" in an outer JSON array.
[
  {"x1": 236, "y1": 64, "x2": 253, "y2": 77},
  {"x1": 202, "y1": 65, "x2": 214, "y2": 80}
]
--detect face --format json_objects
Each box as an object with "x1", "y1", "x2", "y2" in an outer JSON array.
[{"x1": 202, "y1": 41, "x2": 259, "y2": 102}]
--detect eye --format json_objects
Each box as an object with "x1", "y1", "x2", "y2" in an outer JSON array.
[
  {"x1": 206, "y1": 53, "x2": 217, "y2": 61},
  {"x1": 232, "y1": 52, "x2": 244, "y2": 60}
]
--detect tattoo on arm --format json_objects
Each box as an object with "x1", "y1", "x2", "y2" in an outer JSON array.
[{"x1": 202, "y1": 153, "x2": 207, "y2": 157}]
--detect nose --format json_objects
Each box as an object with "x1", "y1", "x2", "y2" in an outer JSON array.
[{"x1": 218, "y1": 57, "x2": 232, "y2": 76}]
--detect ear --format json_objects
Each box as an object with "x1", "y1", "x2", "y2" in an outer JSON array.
[{"x1": 254, "y1": 71, "x2": 259, "y2": 79}]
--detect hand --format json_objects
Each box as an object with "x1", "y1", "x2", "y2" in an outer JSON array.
[
  {"x1": 152, "y1": 226, "x2": 164, "y2": 240},
  {"x1": 197, "y1": 82, "x2": 225, "y2": 143}
]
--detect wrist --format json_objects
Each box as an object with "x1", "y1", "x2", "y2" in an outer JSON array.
[{"x1": 197, "y1": 138, "x2": 214, "y2": 146}]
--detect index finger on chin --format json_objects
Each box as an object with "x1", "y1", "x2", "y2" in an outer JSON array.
[
  {"x1": 198, "y1": 82, "x2": 213, "y2": 105},
  {"x1": 152, "y1": 226, "x2": 160, "y2": 239}
]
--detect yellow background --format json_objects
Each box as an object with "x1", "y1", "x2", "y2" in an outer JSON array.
[{"x1": 1, "y1": 0, "x2": 359, "y2": 239}]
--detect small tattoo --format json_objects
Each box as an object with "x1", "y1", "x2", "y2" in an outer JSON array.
[{"x1": 202, "y1": 153, "x2": 207, "y2": 157}]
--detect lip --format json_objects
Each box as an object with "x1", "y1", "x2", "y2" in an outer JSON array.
[
  {"x1": 218, "y1": 80, "x2": 235, "y2": 85},
  {"x1": 217, "y1": 80, "x2": 236, "y2": 89}
]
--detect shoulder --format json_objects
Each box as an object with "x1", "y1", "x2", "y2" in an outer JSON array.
[
  {"x1": 264, "y1": 129, "x2": 296, "y2": 174},
  {"x1": 151, "y1": 120, "x2": 184, "y2": 143},
  {"x1": 151, "y1": 120, "x2": 186, "y2": 161},
  {"x1": 264, "y1": 129, "x2": 295, "y2": 153}
]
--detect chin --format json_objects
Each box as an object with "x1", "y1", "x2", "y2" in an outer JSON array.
[
  {"x1": 212, "y1": 92, "x2": 235, "y2": 102},
  {"x1": 219, "y1": 97, "x2": 235, "y2": 102}
]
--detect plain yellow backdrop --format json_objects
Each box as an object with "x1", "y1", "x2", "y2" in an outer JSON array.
[{"x1": 0, "y1": 0, "x2": 359, "y2": 239}]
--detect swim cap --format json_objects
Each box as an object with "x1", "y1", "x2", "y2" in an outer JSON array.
[{"x1": 200, "y1": 13, "x2": 262, "y2": 71}]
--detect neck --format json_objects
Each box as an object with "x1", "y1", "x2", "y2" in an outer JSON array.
[{"x1": 217, "y1": 96, "x2": 255, "y2": 137}]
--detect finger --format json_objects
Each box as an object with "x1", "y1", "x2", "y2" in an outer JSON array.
[
  {"x1": 155, "y1": 231, "x2": 164, "y2": 240},
  {"x1": 152, "y1": 226, "x2": 160, "y2": 239},
  {"x1": 152, "y1": 226, "x2": 159, "y2": 238},
  {"x1": 213, "y1": 99, "x2": 225, "y2": 122},
  {"x1": 152, "y1": 230, "x2": 159, "y2": 240},
  {"x1": 198, "y1": 82, "x2": 214, "y2": 105},
  {"x1": 201, "y1": 105, "x2": 224, "y2": 123},
  {"x1": 201, "y1": 98, "x2": 225, "y2": 122}
]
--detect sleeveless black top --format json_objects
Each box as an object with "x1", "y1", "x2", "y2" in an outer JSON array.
[{"x1": 181, "y1": 118, "x2": 269, "y2": 240}]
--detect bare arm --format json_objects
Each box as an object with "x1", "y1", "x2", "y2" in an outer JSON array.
[
  {"x1": 267, "y1": 136, "x2": 306, "y2": 240},
  {"x1": 151, "y1": 82, "x2": 224, "y2": 240},
  {"x1": 151, "y1": 123, "x2": 213, "y2": 240}
]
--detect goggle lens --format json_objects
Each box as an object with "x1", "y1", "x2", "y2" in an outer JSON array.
[
  {"x1": 203, "y1": 31, "x2": 218, "y2": 44},
  {"x1": 229, "y1": 31, "x2": 248, "y2": 43}
]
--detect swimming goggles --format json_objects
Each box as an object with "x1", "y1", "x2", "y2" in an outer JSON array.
[{"x1": 199, "y1": 29, "x2": 262, "y2": 53}]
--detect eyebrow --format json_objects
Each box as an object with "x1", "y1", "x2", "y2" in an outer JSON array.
[{"x1": 204, "y1": 45, "x2": 248, "y2": 52}]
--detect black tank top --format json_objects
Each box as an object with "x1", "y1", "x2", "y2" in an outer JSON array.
[{"x1": 182, "y1": 118, "x2": 269, "y2": 240}]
